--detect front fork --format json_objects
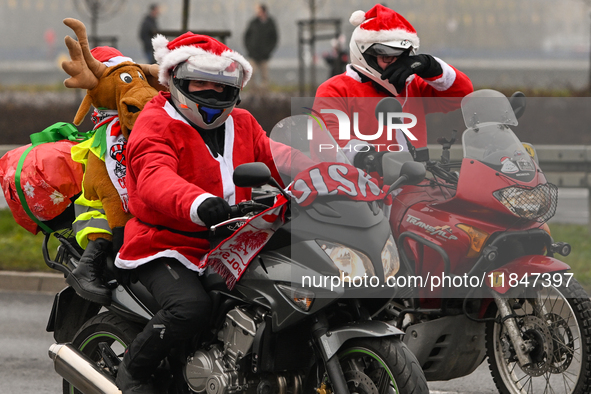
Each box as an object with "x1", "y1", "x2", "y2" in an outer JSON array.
[
  {"x1": 492, "y1": 292, "x2": 533, "y2": 367},
  {"x1": 312, "y1": 313, "x2": 350, "y2": 394}
]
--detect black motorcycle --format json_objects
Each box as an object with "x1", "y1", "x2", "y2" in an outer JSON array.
[{"x1": 45, "y1": 115, "x2": 428, "y2": 394}]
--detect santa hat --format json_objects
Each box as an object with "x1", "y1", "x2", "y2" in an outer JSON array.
[
  {"x1": 90, "y1": 46, "x2": 134, "y2": 67},
  {"x1": 152, "y1": 32, "x2": 252, "y2": 87},
  {"x1": 350, "y1": 4, "x2": 420, "y2": 50}
]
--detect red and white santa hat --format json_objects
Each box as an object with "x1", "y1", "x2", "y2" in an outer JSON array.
[
  {"x1": 90, "y1": 46, "x2": 134, "y2": 66},
  {"x1": 152, "y1": 32, "x2": 253, "y2": 88},
  {"x1": 350, "y1": 4, "x2": 420, "y2": 51}
]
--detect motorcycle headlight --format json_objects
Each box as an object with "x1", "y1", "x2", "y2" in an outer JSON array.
[
  {"x1": 316, "y1": 240, "x2": 376, "y2": 280},
  {"x1": 493, "y1": 183, "x2": 558, "y2": 223},
  {"x1": 381, "y1": 235, "x2": 400, "y2": 279}
]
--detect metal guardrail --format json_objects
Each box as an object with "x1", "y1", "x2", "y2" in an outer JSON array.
[{"x1": 426, "y1": 144, "x2": 591, "y2": 188}]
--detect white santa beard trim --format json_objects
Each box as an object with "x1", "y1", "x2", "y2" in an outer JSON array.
[
  {"x1": 425, "y1": 57, "x2": 456, "y2": 91},
  {"x1": 352, "y1": 28, "x2": 419, "y2": 49},
  {"x1": 115, "y1": 250, "x2": 205, "y2": 273},
  {"x1": 190, "y1": 193, "x2": 217, "y2": 226}
]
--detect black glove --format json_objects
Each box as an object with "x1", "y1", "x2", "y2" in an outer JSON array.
[
  {"x1": 354, "y1": 148, "x2": 388, "y2": 176},
  {"x1": 380, "y1": 54, "x2": 443, "y2": 93},
  {"x1": 198, "y1": 197, "x2": 232, "y2": 227}
]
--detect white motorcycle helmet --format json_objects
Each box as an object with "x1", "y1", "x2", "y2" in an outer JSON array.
[
  {"x1": 348, "y1": 5, "x2": 420, "y2": 96},
  {"x1": 169, "y1": 56, "x2": 244, "y2": 130},
  {"x1": 152, "y1": 32, "x2": 253, "y2": 130}
]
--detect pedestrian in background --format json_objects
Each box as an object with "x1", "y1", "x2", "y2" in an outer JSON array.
[
  {"x1": 243, "y1": 4, "x2": 278, "y2": 93},
  {"x1": 139, "y1": 4, "x2": 160, "y2": 64}
]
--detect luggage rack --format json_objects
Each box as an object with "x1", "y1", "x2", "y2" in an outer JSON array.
[{"x1": 42, "y1": 228, "x2": 82, "y2": 277}]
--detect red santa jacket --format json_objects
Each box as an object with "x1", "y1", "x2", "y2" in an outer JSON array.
[
  {"x1": 313, "y1": 59, "x2": 473, "y2": 151},
  {"x1": 116, "y1": 92, "x2": 283, "y2": 272}
]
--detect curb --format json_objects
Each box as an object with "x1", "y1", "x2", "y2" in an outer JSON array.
[{"x1": 0, "y1": 270, "x2": 66, "y2": 293}]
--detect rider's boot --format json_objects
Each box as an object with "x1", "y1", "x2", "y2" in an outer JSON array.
[
  {"x1": 115, "y1": 358, "x2": 158, "y2": 394},
  {"x1": 66, "y1": 238, "x2": 112, "y2": 305}
]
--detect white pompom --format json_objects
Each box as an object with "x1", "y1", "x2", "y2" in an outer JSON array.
[{"x1": 349, "y1": 10, "x2": 366, "y2": 26}]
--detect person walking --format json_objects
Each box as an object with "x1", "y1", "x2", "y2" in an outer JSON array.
[
  {"x1": 138, "y1": 4, "x2": 160, "y2": 64},
  {"x1": 243, "y1": 4, "x2": 278, "y2": 92}
]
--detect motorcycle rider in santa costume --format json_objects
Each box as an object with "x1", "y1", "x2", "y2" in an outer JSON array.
[
  {"x1": 113, "y1": 33, "x2": 290, "y2": 393},
  {"x1": 313, "y1": 4, "x2": 474, "y2": 172}
]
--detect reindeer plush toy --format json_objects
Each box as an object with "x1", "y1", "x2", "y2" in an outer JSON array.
[{"x1": 61, "y1": 18, "x2": 161, "y2": 305}]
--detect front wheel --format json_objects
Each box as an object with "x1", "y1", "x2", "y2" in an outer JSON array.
[
  {"x1": 62, "y1": 312, "x2": 141, "y2": 394},
  {"x1": 338, "y1": 337, "x2": 429, "y2": 394},
  {"x1": 486, "y1": 278, "x2": 591, "y2": 394}
]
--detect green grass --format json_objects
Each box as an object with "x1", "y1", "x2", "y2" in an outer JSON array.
[
  {"x1": 547, "y1": 223, "x2": 591, "y2": 292},
  {"x1": 0, "y1": 209, "x2": 58, "y2": 272},
  {"x1": 0, "y1": 210, "x2": 590, "y2": 291}
]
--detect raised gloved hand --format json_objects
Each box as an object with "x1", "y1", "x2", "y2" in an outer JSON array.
[
  {"x1": 198, "y1": 197, "x2": 232, "y2": 227},
  {"x1": 380, "y1": 54, "x2": 443, "y2": 94},
  {"x1": 354, "y1": 148, "x2": 388, "y2": 176}
]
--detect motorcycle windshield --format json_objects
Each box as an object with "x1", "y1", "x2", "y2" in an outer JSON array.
[
  {"x1": 461, "y1": 91, "x2": 536, "y2": 180},
  {"x1": 269, "y1": 114, "x2": 350, "y2": 186}
]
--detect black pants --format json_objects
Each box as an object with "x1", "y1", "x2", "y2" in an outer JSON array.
[{"x1": 123, "y1": 257, "x2": 212, "y2": 378}]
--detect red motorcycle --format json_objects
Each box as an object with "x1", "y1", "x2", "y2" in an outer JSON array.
[{"x1": 379, "y1": 89, "x2": 591, "y2": 394}]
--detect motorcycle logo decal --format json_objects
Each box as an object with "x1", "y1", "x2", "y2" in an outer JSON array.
[
  {"x1": 500, "y1": 158, "x2": 519, "y2": 174},
  {"x1": 514, "y1": 150, "x2": 524, "y2": 157},
  {"x1": 517, "y1": 158, "x2": 535, "y2": 172},
  {"x1": 406, "y1": 215, "x2": 458, "y2": 241},
  {"x1": 523, "y1": 143, "x2": 536, "y2": 159}
]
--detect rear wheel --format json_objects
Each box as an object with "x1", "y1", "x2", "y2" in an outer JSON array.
[
  {"x1": 486, "y1": 279, "x2": 591, "y2": 394},
  {"x1": 62, "y1": 312, "x2": 140, "y2": 394},
  {"x1": 338, "y1": 337, "x2": 429, "y2": 394}
]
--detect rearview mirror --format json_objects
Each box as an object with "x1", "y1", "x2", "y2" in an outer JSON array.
[
  {"x1": 386, "y1": 161, "x2": 426, "y2": 194},
  {"x1": 509, "y1": 91, "x2": 526, "y2": 119},
  {"x1": 233, "y1": 162, "x2": 271, "y2": 188}
]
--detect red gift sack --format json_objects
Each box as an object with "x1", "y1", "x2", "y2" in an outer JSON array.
[{"x1": 0, "y1": 123, "x2": 89, "y2": 234}]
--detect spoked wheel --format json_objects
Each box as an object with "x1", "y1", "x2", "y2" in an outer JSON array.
[
  {"x1": 62, "y1": 312, "x2": 140, "y2": 394},
  {"x1": 486, "y1": 279, "x2": 591, "y2": 394},
  {"x1": 338, "y1": 337, "x2": 428, "y2": 394}
]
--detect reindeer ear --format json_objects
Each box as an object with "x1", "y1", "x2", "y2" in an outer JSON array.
[
  {"x1": 140, "y1": 64, "x2": 167, "y2": 92},
  {"x1": 73, "y1": 95, "x2": 93, "y2": 125}
]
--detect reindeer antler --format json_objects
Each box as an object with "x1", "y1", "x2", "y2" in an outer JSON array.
[{"x1": 61, "y1": 18, "x2": 106, "y2": 89}]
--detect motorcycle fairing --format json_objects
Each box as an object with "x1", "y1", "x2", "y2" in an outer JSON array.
[{"x1": 486, "y1": 254, "x2": 571, "y2": 294}]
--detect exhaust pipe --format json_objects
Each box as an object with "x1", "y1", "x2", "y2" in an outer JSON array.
[{"x1": 48, "y1": 343, "x2": 121, "y2": 394}]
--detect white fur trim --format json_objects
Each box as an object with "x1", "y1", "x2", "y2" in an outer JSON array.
[
  {"x1": 163, "y1": 100, "x2": 190, "y2": 125},
  {"x1": 352, "y1": 27, "x2": 419, "y2": 49},
  {"x1": 424, "y1": 57, "x2": 456, "y2": 91},
  {"x1": 350, "y1": 10, "x2": 366, "y2": 26},
  {"x1": 115, "y1": 249, "x2": 205, "y2": 273},
  {"x1": 190, "y1": 193, "x2": 217, "y2": 226},
  {"x1": 345, "y1": 64, "x2": 362, "y2": 82},
  {"x1": 103, "y1": 56, "x2": 133, "y2": 67},
  {"x1": 217, "y1": 115, "x2": 236, "y2": 205},
  {"x1": 151, "y1": 34, "x2": 252, "y2": 87}
]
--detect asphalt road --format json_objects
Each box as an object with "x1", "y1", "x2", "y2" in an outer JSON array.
[
  {"x1": 0, "y1": 291, "x2": 61, "y2": 394},
  {"x1": 0, "y1": 290, "x2": 499, "y2": 394}
]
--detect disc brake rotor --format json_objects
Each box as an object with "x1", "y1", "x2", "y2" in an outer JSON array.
[
  {"x1": 344, "y1": 369, "x2": 379, "y2": 394},
  {"x1": 545, "y1": 312, "x2": 575, "y2": 373},
  {"x1": 520, "y1": 315, "x2": 554, "y2": 377}
]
